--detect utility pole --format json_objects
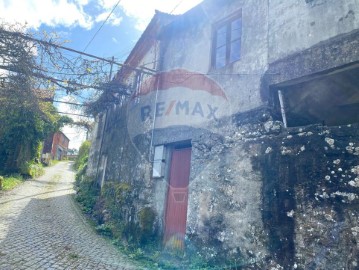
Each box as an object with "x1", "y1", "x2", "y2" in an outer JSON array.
[
  {"x1": 95, "y1": 56, "x2": 115, "y2": 187},
  {"x1": 109, "y1": 56, "x2": 115, "y2": 81}
]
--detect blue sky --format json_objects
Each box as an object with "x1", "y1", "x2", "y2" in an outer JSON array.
[
  {"x1": 0, "y1": 0, "x2": 202, "y2": 149},
  {"x1": 0, "y1": 0, "x2": 202, "y2": 59},
  {"x1": 39, "y1": 9, "x2": 141, "y2": 61}
]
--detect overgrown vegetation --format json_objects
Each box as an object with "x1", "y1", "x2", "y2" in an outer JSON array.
[
  {"x1": 0, "y1": 23, "x2": 73, "y2": 176},
  {"x1": 0, "y1": 174, "x2": 25, "y2": 191},
  {"x1": 75, "y1": 176, "x2": 100, "y2": 214},
  {"x1": 22, "y1": 161, "x2": 45, "y2": 178},
  {"x1": 46, "y1": 159, "x2": 60, "y2": 167},
  {"x1": 0, "y1": 71, "x2": 68, "y2": 175},
  {"x1": 0, "y1": 22, "x2": 124, "y2": 176},
  {"x1": 74, "y1": 140, "x2": 98, "y2": 214},
  {"x1": 74, "y1": 182, "x2": 217, "y2": 269},
  {"x1": 73, "y1": 140, "x2": 91, "y2": 171},
  {"x1": 72, "y1": 143, "x2": 223, "y2": 269},
  {"x1": 0, "y1": 161, "x2": 44, "y2": 192}
]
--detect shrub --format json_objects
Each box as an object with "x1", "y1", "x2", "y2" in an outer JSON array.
[
  {"x1": 20, "y1": 161, "x2": 44, "y2": 178},
  {"x1": 75, "y1": 176, "x2": 100, "y2": 214},
  {"x1": 0, "y1": 174, "x2": 24, "y2": 191},
  {"x1": 73, "y1": 140, "x2": 91, "y2": 171}
]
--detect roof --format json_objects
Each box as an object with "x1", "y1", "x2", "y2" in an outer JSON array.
[
  {"x1": 114, "y1": 11, "x2": 177, "y2": 82},
  {"x1": 159, "y1": 0, "x2": 234, "y2": 38},
  {"x1": 159, "y1": 1, "x2": 206, "y2": 37},
  {"x1": 56, "y1": 130, "x2": 70, "y2": 142}
]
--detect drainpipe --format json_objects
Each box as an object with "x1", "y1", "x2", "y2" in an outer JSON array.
[
  {"x1": 148, "y1": 73, "x2": 161, "y2": 162},
  {"x1": 149, "y1": 40, "x2": 161, "y2": 161},
  {"x1": 95, "y1": 111, "x2": 108, "y2": 185},
  {"x1": 278, "y1": 90, "x2": 288, "y2": 128}
]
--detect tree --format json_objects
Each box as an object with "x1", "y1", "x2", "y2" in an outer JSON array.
[
  {"x1": 0, "y1": 23, "x2": 102, "y2": 173},
  {"x1": 0, "y1": 21, "x2": 148, "y2": 173},
  {"x1": 0, "y1": 71, "x2": 72, "y2": 173},
  {"x1": 0, "y1": 22, "x2": 136, "y2": 98}
]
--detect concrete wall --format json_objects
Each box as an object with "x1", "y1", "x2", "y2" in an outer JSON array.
[
  {"x1": 86, "y1": 113, "x2": 106, "y2": 178},
  {"x1": 161, "y1": 0, "x2": 268, "y2": 115},
  {"x1": 268, "y1": 0, "x2": 359, "y2": 63}
]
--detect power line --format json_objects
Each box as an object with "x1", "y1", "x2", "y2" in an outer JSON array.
[
  {"x1": 57, "y1": 111, "x2": 91, "y2": 117},
  {"x1": 53, "y1": 100, "x2": 86, "y2": 106},
  {"x1": 1, "y1": 29, "x2": 155, "y2": 75},
  {"x1": 83, "y1": 0, "x2": 122, "y2": 52},
  {"x1": 39, "y1": 98, "x2": 87, "y2": 106},
  {"x1": 170, "y1": 0, "x2": 185, "y2": 14}
]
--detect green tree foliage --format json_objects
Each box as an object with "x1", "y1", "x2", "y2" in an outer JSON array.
[
  {"x1": 0, "y1": 73, "x2": 70, "y2": 173},
  {"x1": 0, "y1": 24, "x2": 73, "y2": 174},
  {"x1": 0, "y1": 22, "x2": 123, "y2": 174}
]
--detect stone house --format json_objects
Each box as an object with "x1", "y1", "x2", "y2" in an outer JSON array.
[{"x1": 87, "y1": 0, "x2": 359, "y2": 269}]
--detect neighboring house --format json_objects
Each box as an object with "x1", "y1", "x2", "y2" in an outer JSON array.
[
  {"x1": 87, "y1": 1, "x2": 359, "y2": 269},
  {"x1": 35, "y1": 89, "x2": 70, "y2": 163},
  {"x1": 42, "y1": 131, "x2": 70, "y2": 161}
]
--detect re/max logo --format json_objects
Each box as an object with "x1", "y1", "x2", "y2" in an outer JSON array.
[{"x1": 140, "y1": 100, "x2": 219, "y2": 122}]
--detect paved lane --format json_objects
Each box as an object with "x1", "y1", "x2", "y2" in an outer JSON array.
[{"x1": 0, "y1": 162, "x2": 139, "y2": 270}]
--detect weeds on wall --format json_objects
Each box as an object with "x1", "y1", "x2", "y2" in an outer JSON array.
[
  {"x1": 74, "y1": 140, "x2": 98, "y2": 214},
  {"x1": 74, "y1": 180, "x2": 240, "y2": 268},
  {"x1": 75, "y1": 175, "x2": 100, "y2": 214},
  {"x1": 72, "y1": 143, "x2": 240, "y2": 269}
]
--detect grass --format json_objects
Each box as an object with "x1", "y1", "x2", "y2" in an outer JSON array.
[
  {"x1": 0, "y1": 175, "x2": 25, "y2": 191},
  {"x1": 42, "y1": 158, "x2": 67, "y2": 167},
  {"x1": 48, "y1": 159, "x2": 60, "y2": 166}
]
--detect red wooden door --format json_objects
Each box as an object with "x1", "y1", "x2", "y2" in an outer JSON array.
[{"x1": 164, "y1": 147, "x2": 191, "y2": 249}]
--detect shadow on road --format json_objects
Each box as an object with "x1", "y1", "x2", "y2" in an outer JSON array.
[{"x1": 0, "y1": 188, "x2": 73, "y2": 205}]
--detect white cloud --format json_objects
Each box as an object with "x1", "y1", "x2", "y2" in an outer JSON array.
[
  {"x1": 95, "y1": 11, "x2": 123, "y2": 26},
  {"x1": 109, "y1": 16, "x2": 123, "y2": 26},
  {"x1": 57, "y1": 96, "x2": 91, "y2": 150},
  {"x1": 119, "y1": 0, "x2": 203, "y2": 30},
  {"x1": 0, "y1": 0, "x2": 93, "y2": 29},
  {"x1": 0, "y1": 0, "x2": 202, "y2": 31},
  {"x1": 97, "y1": 0, "x2": 119, "y2": 10},
  {"x1": 76, "y1": 0, "x2": 90, "y2": 5}
]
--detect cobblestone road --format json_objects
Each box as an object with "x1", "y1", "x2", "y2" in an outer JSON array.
[{"x1": 0, "y1": 162, "x2": 139, "y2": 270}]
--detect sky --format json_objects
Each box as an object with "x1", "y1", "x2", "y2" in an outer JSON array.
[{"x1": 0, "y1": 0, "x2": 202, "y2": 149}]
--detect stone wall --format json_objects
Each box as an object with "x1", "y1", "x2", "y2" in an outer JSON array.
[
  {"x1": 185, "y1": 113, "x2": 359, "y2": 269},
  {"x1": 253, "y1": 123, "x2": 359, "y2": 269},
  {"x1": 86, "y1": 103, "x2": 161, "y2": 245}
]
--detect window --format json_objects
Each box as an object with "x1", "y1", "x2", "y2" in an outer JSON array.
[{"x1": 212, "y1": 13, "x2": 242, "y2": 69}]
